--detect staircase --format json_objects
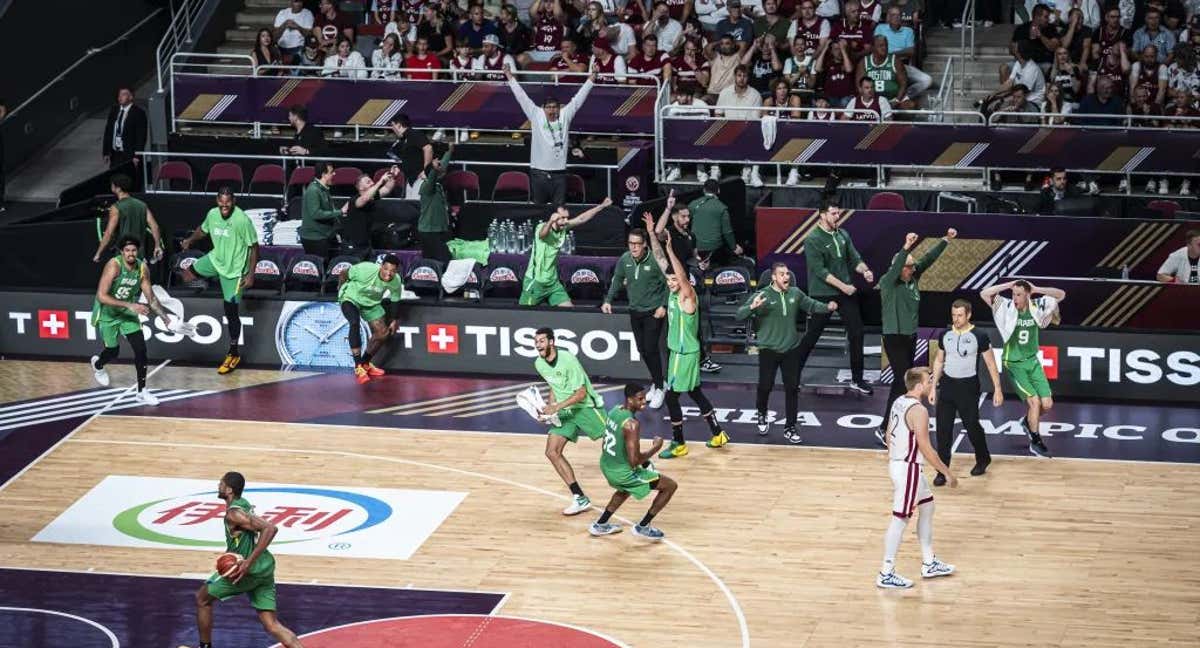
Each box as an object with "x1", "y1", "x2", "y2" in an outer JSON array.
[
  {"x1": 921, "y1": 23, "x2": 1015, "y2": 114},
  {"x1": 216, "y1": 0, "x2": 276, "y2": 56}
]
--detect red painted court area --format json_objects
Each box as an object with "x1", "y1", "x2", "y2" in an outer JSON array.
[{"x1": 295, "y1": 614, "x2": 625, "y2": 648}]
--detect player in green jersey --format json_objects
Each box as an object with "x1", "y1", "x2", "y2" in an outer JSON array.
[
  {"x1": 643, "y1": 213, "x2": 729, "y2": 459},
  {"x1": 338, "y1": 254, "x2": 404, "y2": 384},
  {"x1": 180, "y1": 187, "x2": 260, "y2": 375},
  {"x1": 193, "y1": 471, "x2": 304, "y2": 648},
  {"x1": 590, "y1": 383, "x2": 679, "y2": 541},
  {"x1": 519, "y1": 197, "x2": 611, "y2": 307},
  {"x1": 981, "y1": 279, "x2": 1066, "y2": 458},
  {"x1": 534, "y1": 327, "x2": 610, "y2": 515},
  {"x1": 90, "y1": 237, "x2": 173, "y2": 405}
]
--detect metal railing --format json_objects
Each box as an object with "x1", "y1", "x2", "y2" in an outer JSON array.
[
  {"x1": 935, "y1": 55, "x2": 957, "y2": 110},
  {"x1": 156, "y1": 0, "x2": 204, "y2": 93},
  {"x1": 958, "y1": 0, "x2": 976, "y2": 94},
  {"x1": 986, "y1": 111, "x2": 1200, "y2": 129}
]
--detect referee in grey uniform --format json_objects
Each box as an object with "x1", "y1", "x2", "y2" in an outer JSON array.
[
  {"x1": 930, "y1": 299, "x2": 1004, "y2": 484},
  {"x1": 504, "y1": 63, "x2": 595, "y2": 206}
]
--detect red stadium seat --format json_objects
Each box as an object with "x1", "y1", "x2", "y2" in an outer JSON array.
[
  {"x1": 204, "y1": 162, "x2": 244, "y2": 192},
  {"x1": 445, "y1": 170, "x2": 480, "y2": 201},
  {"x1": 249, "y1": 164, "x2": 286, "y2": 194},
  {"x1": 1147, "y1": 200, "x2": 1181, "y2": 219},
  {"x1": 491, "y1": 170, "x2": 531, "y2": 201},
  {"x1": 332, "y1": 166, "x2": 364, "y2": 187},
  {"x1": 154, "y1": 161, "x2": 193, "y2": 191},
  {"x1": 373, "y1": 167, "x2": 405, "y2": 188},
  {"x1": 287, "y1": 166, "x2": 316, "y2": 192},
  {"x1": 867, "y1": 191, "x2": 906, "y2": 210}
]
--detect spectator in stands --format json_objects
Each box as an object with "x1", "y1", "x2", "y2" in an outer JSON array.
[
  {"x1": 583, "y1": 2, "x2": 636, "y2": 56},
  {"x1": 664, "y1": 89, "x2": 712, "y2": 181},
  {"x1": 742, "y1": 34, "x2": 784, "y2": 94},
  {"x1": 274, "y1": 0, "x2": 314, "y2": 64},
  {"x1": 858, "y1": 0, "x2": 883, "y2": 23},
  {"x1": 788, "y1": 0, "x2": 831, "y2": 57},
  {"x1": 815, "y1": 0, "x2": 841, "y2": 19},
  {"x1": 419, "y1": 6, "x2": 455, "y2": 59},
  {"x1": 620, "y1": 0, "x2": 649, "y2": 29},
  {"x1": 1131, "y1": 45, "x2": 1169, "y2": 105},
  {"x1": 284, "y1": 104, "x2": 326, "y2": 156},
  {"x1": 341, "y1": 167, "x2": 400, "y2": 258},
  {"x1": 1186, "y1": 16, "x2": 1200, "y2": 60},
  {"x1": 475, "y1": 34, "x2": 517, "y2": 79},
  {"x1": 716, "y1": 0, "x2": 756, "y2": 52},
  {"x1": 449, "y1": 40, "x2": 476, "y2": 79},
  {"x1": 252, "y1": 28, "x2": 283, "y2": 75},
  {"x1": 406, "y1": 36, "x2": 443, "y2": 79},
  {"x1": 323, "y1": 36, "x2": 368, "y2": 78},
  {"x1": 530, "y1": 0, "x2": 569, "y2": 63},
  {"x1": 705, "y1": 34, "x2": 742, "y2": 96},
  {"x1": 1050, "y1": 46, "x2": 1085, "y2": 111},
  {"x1": 372, "y1": 34, "x2": 405, "y2": 78},
  {"x1": 627, "y1": 34, "x2": 674, "y2": 85},
  {"x1": 832, "y1": 0, "x2": 875, "y2": 65},
  {"x1": 1041, "y1": 82, "x2": 1069, "y2": 123},
  {"x1": 815, "y1": 40, "x2": 857, "y2": 107},
  {"x1": 717, "y1": 64, "x2": 766, "y2": 186},
  {"x1": 300, "y1": 161, "x2": 349, "y2": 261},
  {"x1": 876, "y1": 6, "x2": 931, "y2": 100},
  {"x1": 1010, "y1": 4, "x2": 1060, "y2": 73},
  {"x1": 782, "y1": 37, "x2": 816, "y2": 104},
  {"x1": 1060, "y1": 8, "x2": 1092, "y2": 67},
  {"x1": 313, "y1": 0, "x2": 355, "y2": 52},
  {"x1": 505, "y1": 64, "x2": 596, "y2": 205},
  {"x1": 298, "y1": 34, "x2": 326, "y2": 72},
  {"x1": 810, "y1": 94, "x2": 839, "y2": 119},
  {"x1": 1087, "y1": 43, "x2": 1129, "y2": 99},
  {"x1": 673, "y1": 38, "x2": 711, "y2": 94},
  {"x1": 384, "y1": 12, "x2": 418, "y2": 52},
  {"x1": 553, "y1": 39, "x2": 590, "y2": 78},
  {"x1": 645, "y1": 1, "x2": 685, "y2": 53},
  {"x1": 591, "y1": 35, "x2": 628, "y2": 82},
  {"x1": 418, "y1": 145, "x2": 455, "y2": 263},
  {"x1": 1076, "y1": 76, "x2": 1126, "y2": 122},
  {"x1": 435, "y1": 0, "x2": 465, "y2": 24},
  {"x1": 372, "y1": 0, "x2": 398, "y2": 26},
  {"x1": 1036, "y1": 167, "x2": 1082, "y2": 213},
  {"x1": 94, "y1": 173, "x2": 162, "y2": 264},
  {"x1": 1091, "y1": 6, "x2": 1129, "y2": 65},
  {"x1": 753, "y1": 0, "x2": 789, "y2": 48},
  {"x1": 1168, "y1": 43, "x2": 1200, "y2": 98},
  {"x1": 689, "y1": 178, "x2": 742, "y2": 268},
  {"x1": 1132, "y1": 9, "x2": 1175, "y2": 64},
  {"x1": 857, "y1": 35, "x2": 912, "y2": 109},
  {"x1": 459, "y1": 4, "x2": 498, "y2": 50},
  {"x1": 764, "y1": 77, "x2": 804, "y2": 115},
  {"x1": 993, "y1": 83, "x2": 1041, "y2": 124},
  {"x1": 387, "y1": 114, "x2": 433, "y2": 199},
  {"x1": 982, "y1": 41, "x2": 1046, "y2": 112},
  {"x1": 102, "y1": 86, "x2": 148, "y2": 175},
  {"x1": 1156, "y1": 229, "x2": 1200, "y2": 284},
  {"x1": 889, "y1": 0, "x2": 922, "y2": 27},
  {"x1": 497, "y1": 4, "x2": 533, "y2": 65},
  {"x1": 844, "y1": 74, "x2": 894, "y2": 119},
  {"x1": 1052, "y1": 0, "x2": 1100, "y2": 29},
  {"x1": 694, "y1": 0, "x2": 730, "y2": 30},
  {"x1": 1129, "y1": 83, "x2": 1164, "y2": 121}
]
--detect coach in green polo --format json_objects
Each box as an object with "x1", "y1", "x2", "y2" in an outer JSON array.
[
  {"x1": 299, "y1": 161, "x2": 347, "y2": 260},
  {"x1": 602, "y1": 222, "x2": 668, "y2": 407}
]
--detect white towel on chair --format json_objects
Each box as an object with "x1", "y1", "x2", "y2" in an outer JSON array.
[
  {"x1": 441, "y1": 258, "x2": 475, "y2": 294},
  {"x1": 761, "y1": 115, "x2": 778, "y2": 150},
  {"x1": 515, "y1": 385, "x2": 561, "y2": 427}
]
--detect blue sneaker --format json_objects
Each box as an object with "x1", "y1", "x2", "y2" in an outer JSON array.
[
  {"x1": 588, "y1": 522, "x2": 622, "y2": 536},
  {"x1": 876, "y1": 571, "x2": 914, "y2": 589},
  {"x1": 633, "y1": 524, "x2": 665, "y2": 541}
]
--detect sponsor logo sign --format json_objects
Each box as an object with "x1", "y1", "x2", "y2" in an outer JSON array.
[
  {"x1": 255, "y1": 260, "x2": 281, "y2": 276},
  {"x1": 570, "y1": 268, "x2": 601, "y2": 285},
  {"x1": 330, "y1": 261, "x2": 353, "y2": 277},
  {"x1": 38, "y1": 310, "x2": 70, "y2": 339},
  {"x1": 489, "y1": 267, "x2": 519, "y2": 283},
  {"x1": 426, "y1": 323, "x2": 459, "y2": 353},
  {"x1": 293, "y1": 260, "x2": 321, "y2": 278},
  {"x1": 34, "y1": 476, "x2": 466, "y2": 560}
]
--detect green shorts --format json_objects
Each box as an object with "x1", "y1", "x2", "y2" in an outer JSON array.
[
  {"x1": 346, "y1": 301, "x2": 386, "y2": 323},
  {"x1": 1005, "y1": 357, "x2": 1052, "y2": 399},
  {"x1": 191, "y1": 253, "x2": 243, "y2": 303},
  {"x1": 205, "y1": 569, "x2": 277, "y2": 611},
  {"x1": 666, "y1": 351, "x2": 700, "y2": 393},
  {"x1": 97, "y1": 316, "x2": 142, "y2": 348},
  {"x1": 519, "y1": 279, "x2": 570, "y2": 307},
  {"x1": 549, "y1": 406, "x2": 607, "y2": 443},
  {"x1": 603, "y1": 466, "x2": 660, "y2": 500}
]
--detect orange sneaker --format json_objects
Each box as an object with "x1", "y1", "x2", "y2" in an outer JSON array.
[
  {"x1": 354, "y1": 365, "x2": 371, "y2": 384},
  {"x1": 217, "y1": 354, "x2": 241, "y2": 375},
  {"x1": 365, "y1": 362, "x2": 385, "y2": 377}
]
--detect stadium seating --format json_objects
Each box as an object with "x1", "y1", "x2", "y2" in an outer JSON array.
[
  {"x1": 491, "y1": 171, "x2": 531, "y2": 202},
  {"x1": 248, "y1": 164, "x2": 286, "y2": 195},
  {"x1": 204, "y1": 162, "x2": 244, "y2": 193},
  {"x1": 154, "y1": 161, "x2": 194, "y2": 192}
]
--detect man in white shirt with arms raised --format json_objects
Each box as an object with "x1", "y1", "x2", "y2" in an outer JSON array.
[{"x1": 505, "y1": 62, "x2": 596, "y2": 206}]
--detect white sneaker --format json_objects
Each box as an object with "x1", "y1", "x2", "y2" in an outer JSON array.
[
  {"x1": 696, "y1": 169, "x2": 709, "y2": 183},
  {"x1": 876, "y1": 571, "x2": 914, "y2": 589},
  {"x1": 1087, "y1": 181, "x2": 1100, "y2": 195},
  {"x1": 457, "y1": 130, "x2": 469, "y2": 143},
  {"x1": 648, "y1": 386, "x2": 665, "y2": 409},
  {"x1": 332, "y1": 130, "x2": 343, "y2": 139},
  {"x1": 664, "y1": 166, "x2": 681, "y2": 182},
  {"x1": 1158, "y1": 178, "x2": 1169, "y2": 194},
  {"x1": 982, "y1": 20, "x2": 994, "y2": 27},
  {"x1": 432, "y1": 128, "x2": 446, "y2": 142},
  {"x1": 740, "y1": 167, "x2": 751, "y2": 184},
  {"x1": 90, "y1": 356, "x2": 110, "y2": 387},
  {"x1": 921, "y1": 557, "x2": 956, "y2": 578},
  {"x1": 1180, "y1": 180, "x2": 1191, "y2": 195},
  {"x1": 562, "y1": 494, "x2": 591, "y2": 516},
  {"x1": 135, "y1": 390, "x2": 160, "y2": 406},
  {"x1": 588, "y1": 521, "x2": 622, "y2": 536},
  {"x1": 709, "y1": 165, "x2": 720, "y2": 180},
  {"x1": 1118, "y1": 178, "x2": 1129, "y2": 192},
  {"x1": 785, "y1": 168, "x2": 800, "y2": 186},
  {"x1": 1146, "y1": 180, "x2": 1157, "y2": 194},
  {"x1": 749, "y1": 166, "x2": 764, "y2": 187}
]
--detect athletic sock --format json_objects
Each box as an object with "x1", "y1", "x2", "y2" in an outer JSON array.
[
  {"x1": 641, "y1": 460, "x2": 653, "y2": 468},
  {"x1": 917, "y1": 501, "x2": 935, "y2": 563},
  {"x1": 702, "y1": 411, "x2": 721, "y2": 434},
  {"x1": 361, "y1": 351, "x2": 373, "y2": 365},
  {"x1": 671, "y1": 422, "x2": 684, "y2": 444},
  {"x1": 228, "y1": 343, "x2": 239, "y2": 357},
  {"x1": 597, "y1": 509, "x2": 614, "y2": 524},
  {"x1": 639, "y1": 511, "x2": 656, "y2": 527},
  {"x1": 568, "y1": 482, "x2": 584, "y2": 497},
  {"x1": 881, "y1": 515, "x2": 908, "y2": 573},
  {"x1": 352, "y1": 352, "x2": 363, "y2": 365}
]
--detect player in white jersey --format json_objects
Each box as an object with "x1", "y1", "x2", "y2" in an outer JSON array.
[{"x1": 877, "y1": 366, "x2": 957, "y2": 589}]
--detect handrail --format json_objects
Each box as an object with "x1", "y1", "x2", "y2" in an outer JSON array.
[
  {"x1": 658, "y1": 104, "x2": 884, "y2": 122},
  {"x1": 135, "y1": 149, "x2": 621, "y2": 170},
  {"x1": 893, "y1": 109, "x2": 986, "y2": 124},
  {"x1": 936, "y1": 55, "x2": 956, "y2": 108},
  {"x1": 986, "y1": 111, "x2": 1200, "y2": 128},
  {"x1": 959, "y1": 0, "x2": 976, "y2": 60},
  {"x1": 156, "y1": 0, "x2": 202, "y2": 93},
  {"x1": 7, "y1": 8, "x2": 165, "y2": 120}
]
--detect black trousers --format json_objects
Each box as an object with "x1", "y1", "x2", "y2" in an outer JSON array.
[
  {"x1": 419, "y1": 230, "x2": 451, "y2": 264},
  {"x1": 935, "y1": 376, "x2": 990, "y2": 466},
  {"x1": 757, "y1": 346, "x2": 801, "y2": 425},
  {"x1": 530, "y1": 169, "x2": 566, "y2": 206},
  {"x1": 629, "y1": 309, "x2": 665, "y2": 388},
  {"x1": 301, "y1": 237, "x2": 335, "y2": 262},
  {"x1": 882, "y1": 333, "x2": 917, "y2": 422},
  {"x1": 794, "y1": 292, "x2": 865, "y2": 383}
]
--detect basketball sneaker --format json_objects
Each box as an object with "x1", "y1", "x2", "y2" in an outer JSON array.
[
  {"x1": 706, "y1": 430, "x2": 729, "y2": 448},
  {"x1": 217, "y1": 354, "x2": 241, "y2": 375},
  {"x1": 588, "y1": 522, "x2": 622, "y2": 536},
  {"x1": 135, "y1": 390, "x2": 160, "y2": 406},
  {"x1": 756, "y1": 412, "x2": 769, "y2": 435},
  {"x1": 933, "y1": 473, "x2": 947, "y2": 487},
  {"x1": 783, "y1": 425, "x2": 802, "y2": 444},
  {"x1": 700, "y1": 358, "x2": 722, "y2": 373},
  {"x1": 90, "y1": 355, "x2": 110, "y2": 387},
  {"x1": 354, "y1": 365, "x2": 371, "y2": 385},
  {"x1": 876, "y1": 571, "x2": 913, "y2": 589},
  {"x1": 1022, "y1": 417, "x2": 1053, "y2": 458},
  {"x1": 848, "y1": 380, "x2": 874, "y2": 395},
  {"x1": 921, "y1": 557, "x2": 956, "y2": 579},
  {"x1": 633, "y1": 524, "x2": 665, "y2": 541},
  {"x1": 659, "y1": 441, "x2": 688, "y2": 459},
  {"x1": 562, "y1": 494, "x2": 591, "y2": 515},
  {"x1": 364, "y1": 362, "x2": 386, "y2": 377},
  {"x1": 648, "y1": 386, "x2": 665, "y2": 409}
]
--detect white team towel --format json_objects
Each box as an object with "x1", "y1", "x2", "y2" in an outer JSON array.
[
  {"x1": 515, "y1": 385, "x2": 561, "y2": 427},
  {"x1": 150, "y1": 285, "x2": 197, "y2": 338},
  {"x1": 761, "y1": 114, "x2": 778, "y2": 149},
  {"x1": 441, "y1": 258, "x2": 476, "y2": 294}
]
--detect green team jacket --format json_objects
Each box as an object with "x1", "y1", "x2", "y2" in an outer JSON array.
[
  {"x1": 804, "y1": 225, "x2": 863, "y2": 298},
  {"x1": 418, "y1": 150, "x2": 452, "y2": 233},
  {"x1": 299, "y1": 179, "x2": 341, "y2": 241},
  {"x1": 604, "y1": 250, "x2": 667, "y2": 312},
  {"x1": 879, "y1": 238, "x2": 946, "y2": 335},
  {"x1": 688, "y1": 194, "x2": 735, "y2": 251},
  {"x1": 735, "y1": 285, "x2": 830, "y2": 353}
]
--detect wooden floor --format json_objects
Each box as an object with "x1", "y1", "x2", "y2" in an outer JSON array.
[{"x1": 1, "y1": 373, "x2": 1197, "y2": 648}]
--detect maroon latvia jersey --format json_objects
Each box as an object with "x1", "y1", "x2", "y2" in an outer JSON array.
[
  {"x1": 1098, "y1": 58, "x2": 1128, "y2": 95},
  {"x1": 672, "y1": 54, "x2": 709, "y2": 92},
  {"x1": 627, "y1": 51, "x2": 670, "y2": 85},
  {"x1": 858, "y1": 0, "x2": 880, "y2": 22},
  {"x1": 847, "y1": 95, "x2": 882, "y2": 120},
  {"x1": 401, "y1": 0, "x2": 425, "y2": 24},
  {"x1": 593, "y1": 53, "x2": 621, "y2": 82},
  {"x1": 809, "y1": 109, "x2": 839, "y2": 121},
  {"x1": 476, "y1": 53, "x2": 509, "y2": 81},
  {"x1": 1096, "y1": 25, "x2": 1127, "y2": 59},
  {"x1": 1134, "y1": 62, "x2": 1161, "y2": 96},
  {"x1": 534, "y1": 15, "x2": 567, "y2": 52},
  {"x1": 664, "y1": 0, "x2": 689, "y2": 21},
  {"x1": 795, "y1": 17, "x2": 828, "y2": 54},
  {"x1": 822, "y1": 65, "x2": 854, "y2": 99},
  {"x1": 831, "y1": 18, "x2": 874, "y2": 56}
]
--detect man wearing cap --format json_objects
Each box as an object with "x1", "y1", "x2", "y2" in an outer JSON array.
[
  {"x1": 504, "y1": 62, "x2": 597, "y2": 206},
  {"x1": 474, "y1": 34, "x2": 517, "y2": 80}
]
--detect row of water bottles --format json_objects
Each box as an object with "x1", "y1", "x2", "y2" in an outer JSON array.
[{"x1": 487, "y1": 219, "x2": 577, "y2": 255}]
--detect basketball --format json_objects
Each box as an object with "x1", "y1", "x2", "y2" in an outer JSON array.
[{"x1": 216, "y1": 552, "x2": 239, "y2": 578}]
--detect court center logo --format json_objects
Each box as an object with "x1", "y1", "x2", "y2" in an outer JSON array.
[{"x1": 35, "y1": 476, "x2": 466, "y2": 560}]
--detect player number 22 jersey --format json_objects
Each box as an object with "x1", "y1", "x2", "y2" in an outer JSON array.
[{"x1": 886, "y1": 395, "x2": 923, "y2": 464}]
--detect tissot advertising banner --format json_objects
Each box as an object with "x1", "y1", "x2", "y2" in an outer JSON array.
[{"x1": 3, "y1": 291, "x2": 1195, "y2": 402}]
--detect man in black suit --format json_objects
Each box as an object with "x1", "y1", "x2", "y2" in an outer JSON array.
[
  {"x1": 1036, "y1": 167, "x2": 1082, "y2": 215},
  {"x1": 102, "y1": 86, "x2": 148, "y2": 188}
]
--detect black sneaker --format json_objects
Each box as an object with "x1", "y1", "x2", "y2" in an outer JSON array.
[
  {"x1": 783, "y1": 425, "x2": 802, "y2": 444},
  {"x1": 756, "y1": 412, "x2": 769, "y2": 436},
  {"x1": 700, "y1": 358, "x2": 723, "y2": 373},
  {"x1": 970, "y1": 458, "x2": 991, "y2": 476},
  {"x1": 1029, "y1": 434, "x2": 1052, "y2": 458},
  {"x1": 933, "y1": 473, "x2": 947, "y2": 487},
  {"x1": 848, "y1": 381, "x2": 874, "y2": 396}
]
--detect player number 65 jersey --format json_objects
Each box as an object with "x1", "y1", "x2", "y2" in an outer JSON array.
[{"x1": 886, "y1": 395, "x2": 922, "y2": 464}]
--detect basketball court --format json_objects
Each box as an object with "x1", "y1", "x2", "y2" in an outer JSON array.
[{"x1": 0, "y1": 359, "x2": 1197, "y2": 647}]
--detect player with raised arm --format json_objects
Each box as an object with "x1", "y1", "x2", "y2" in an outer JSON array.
[
  {"x1": 590, "y1": 383, "x2": 679, "y2": 541},
  {"x1": 192, "y1": 471, "x2": 304, "y2": 648},
  {"x1": 643, "y1": 213, "x2": 729, "y2": 458},
  {"x1": 979, "y1": 279, "x2": 1066, "y2": 458},
  {"x1": 878, "y1": 367, "x2": 957, "y2": 590},
  {"x1": 519, "y1": 198, "x2": 612, "y2": 308},
  {"x1": 90, "y1": 236, "x2": 173, "y2": 405},
  {"x1": 337, "y1": 254, "x2": 404, "y2": 384}
]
